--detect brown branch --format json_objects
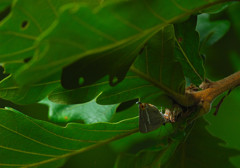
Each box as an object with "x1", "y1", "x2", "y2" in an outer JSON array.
[{"x1": 186, "y1": 71, "x2": 240, "y2": 115}]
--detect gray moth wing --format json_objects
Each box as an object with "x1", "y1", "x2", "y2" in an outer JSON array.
[{"x1": 138, "y1": 102, "x2": 166, "y2": 133}]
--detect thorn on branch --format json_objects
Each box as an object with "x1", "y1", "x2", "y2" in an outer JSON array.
[{"x1": 213, "y1": 89, "x2": 232, "y2": 116}]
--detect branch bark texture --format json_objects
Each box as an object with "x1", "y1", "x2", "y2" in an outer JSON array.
[{"x1": 186, "y1": 71, "x2": 240, "y2": 115}]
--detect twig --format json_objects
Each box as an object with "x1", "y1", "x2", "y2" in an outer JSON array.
[{"x1": 213, "y1": 88, "x2": 232, "y2": 116}]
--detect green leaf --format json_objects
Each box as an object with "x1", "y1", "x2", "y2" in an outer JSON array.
[
  {"x1": 62, "y1": 144, "x2": 117, "y2": 168},
  {"x1": 163, "y1": 119, "x2": 240, "y2": 168},
  {"x1": 228, "y1": 2, "x2": 240, "y2": 39},
  {"x1": 113, "y1": 122, "x2": 185, "y2": 168},
  {"x1": 48, "y1": 75, "x2": 111, "y2": 104},
  {"x1": 196, "y1": 13, "x2": 230, "y2": 52},
  {"x1": 49, "y1": 25, "x2": 185, "y2": 107},
  {"x1": 0, "y1": 75, "x2": 59, "y2": 104},
  {"x1": 0, "y1": 63, "x2": 60, "y2": 105},
  {"x1": 114, "y1": 139, "x2": 180, "y2": 168},
  {"x1": 0, "y1": 0, "x2": 79, "y2": 62},
  {"x1": 0, "y1": 0, "x2": 12, "y2": 12},
  {"x1": 0, "y1": 108, "x2": 138, "y2": 167},
  {"x1": 110, "y1": 104, "x2": 139, "y2": 123},
  {"x1": 230, "y1": 52, "x2": 240, "y2": 71},
  {"x1": 60, "y1": 30, "x2": 150, "y2": 89},
  {"x1": 202, "y1": 2, "x2": 233, "y2": 14},
  {"x1": 41, "y1": 98, "x2": 119, "y2": 124},
  {"x1": 97, "y1": 25, "x2": 185, "y2": 105},
  {"x1": 205, "y1": 87, "x2": 240, "y2": 166},
  {"x1": 0, "y1": 0, "x2": 231, "y2": 86},
  {"x1": 174, "y1": 16, "x2": 205, "y2": 85},
  {"x1": 2, "y1": 62, "x2": 24, "y2": 74}
]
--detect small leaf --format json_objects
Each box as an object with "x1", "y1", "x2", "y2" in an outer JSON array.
[
  {"x1": 0, "y1": 0, "x2": 225, "y2": 86},
  {"x1": 202, "y1": 2, "x2": 232, "y2": 14},
  {"x1": 41, "y1": 98, "x2": 119, "y2": 124},
  {"x1": 196, "y1": 13, "x2": 230, "y2": 52},
  {"x1": 174, "y1": 16, "x2": 205, "y2": 85}
]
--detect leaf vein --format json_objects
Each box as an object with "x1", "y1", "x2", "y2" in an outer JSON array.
[
  {"x1": 175, "y1": 38, "x2": 203, "y2": 81},
  {"x1": 0, "y1": 46, "x2": 36, "y2": 59},
  {"x1": 72, "y1": 16, "x2": 117, "y2": 42},
  {"x1": 0, "y1": 145, "x2": 57, "y2": 157},
  {"x1": 98, "y1": 84, "x2": 153, "y2": 101},
  {"x1": 0, "y1": 122, "x2": 74, "y2": 152},
  {"x1": 113, "y1": 13, "x2": 143, "y2": 32},
  {"x1": 143, "y1": 0, "x2": 168, "y2": 23}
]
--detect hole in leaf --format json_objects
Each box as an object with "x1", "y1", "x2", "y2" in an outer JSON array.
[
  {"x1": 21, "y1": 20, "x2": 29, "y2": 29},
  {"x1": 24, "y1": 57, "x2": 32, "y2": 63},
  {"x1": 78, "y1": 77, "x2": 84, "y2": 85}
]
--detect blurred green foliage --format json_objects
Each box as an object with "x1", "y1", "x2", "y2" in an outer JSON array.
[{"x1": 0, "y1": 1, "x2": 240, "y2": 168}]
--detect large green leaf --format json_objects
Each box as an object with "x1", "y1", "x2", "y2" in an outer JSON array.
[
  {"x1": 0, "y1": 108, "x2": 139, "y2": 167},
  {"x1": 60, "y1": 31, "x2": 150, "y2": 89},
  {"x1": 41, "y1": 98, "x2": 119, "y2": 124},
  {"x1": 49, "y1": 25, "x2": 185, "y2": 107},
  {"x1": 174, "y1": 16, "x2": 205, "y2": 85},
  {"x1": 163, "y1": 119, "x2": 240, "y2": 168},
  {"x1": 0, "y1": 0, "x2": 231, "y2": 86},
  {"x1": 97, "y1": 25, "x2": 185, "y2": 105}
]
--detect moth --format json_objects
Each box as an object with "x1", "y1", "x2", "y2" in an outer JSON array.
[
  {"x1": 137, "y1": 102, "x2": 183, "y2": 133},
  {"x1": 137, "y1": 102, "x2": 166, "y2": 133}
]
